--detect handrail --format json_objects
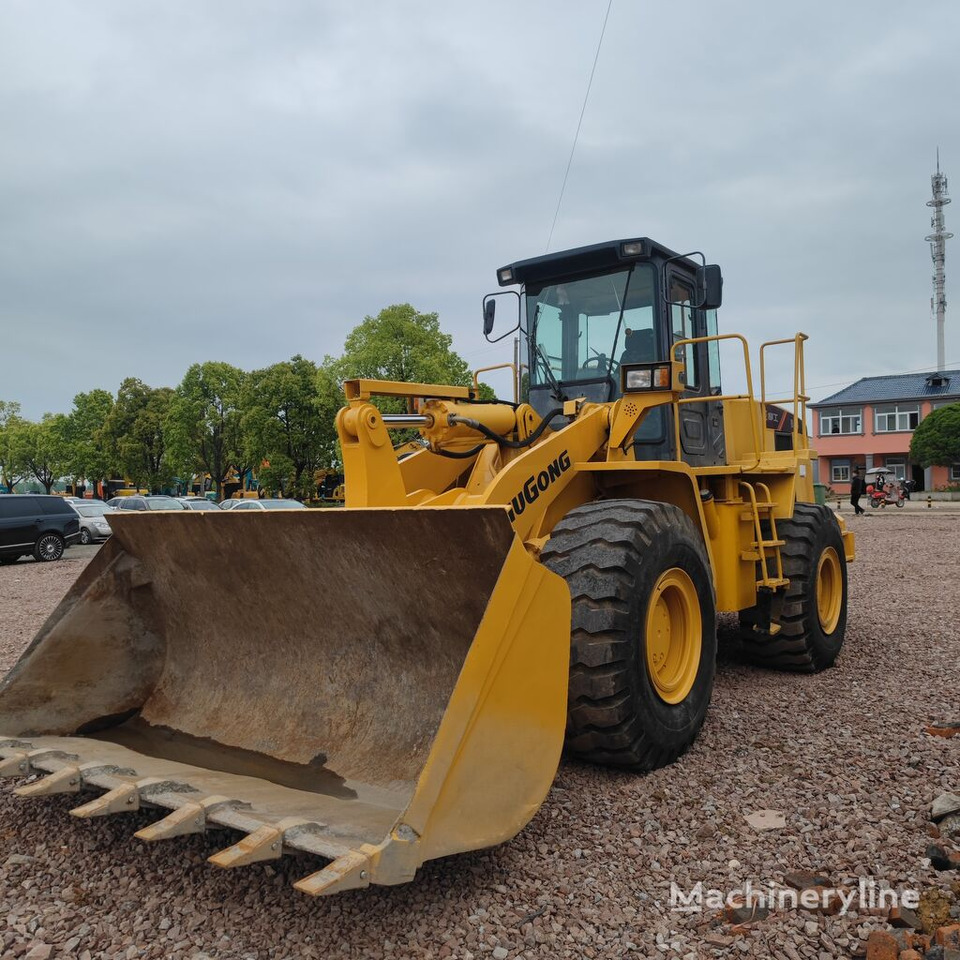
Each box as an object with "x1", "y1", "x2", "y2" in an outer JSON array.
[
  {"x1": 759, "y1": 333, "x2": 809, "y2": 452},
  {"x1": 472, "y1": 363, "x2": 519, "y2": 403},
  {"x1": 671, "y1": 333, "x2": 763, "y2": 468}
]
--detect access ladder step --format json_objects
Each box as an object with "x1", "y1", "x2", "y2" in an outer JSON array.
[{"x1": 756, "y1": 577, "x2": 789, "y2": 590}]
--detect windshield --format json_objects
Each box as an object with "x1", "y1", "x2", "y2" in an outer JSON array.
[
  {"x1": 184, "y1": 500, "x2": 219, "y2": 510},
  {"x1": 146, "y1": 498, "x2": 185, "y2": 511},
  {"x1": 75, "y1": 503, "x2": 110, "y2": 517},
  {"x1": 260, "y1": 500, "x2": 306, "y2": 510},
  {"x1": 527, "y1": 263, "x2": 657, "y2": 386}
]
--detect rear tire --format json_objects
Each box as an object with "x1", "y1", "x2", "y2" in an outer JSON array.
[
  {"x1": 541, "y1": 499, "x2": 716, "y2": 771},
  {"x1": 739, "y1": 503, "x2": 847, "y2": 672},
  {"x1": 34, "y1": 533, "x2": 64, "y2": 562}
]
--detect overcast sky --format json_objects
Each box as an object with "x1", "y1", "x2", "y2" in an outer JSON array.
[{"x1": 1, "y1": 0, "x2": 958, "y2": 418}]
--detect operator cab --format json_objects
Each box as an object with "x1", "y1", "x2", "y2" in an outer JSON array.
[{"x1": 488, "y1": 238, "x2": 726, "y2": 466}]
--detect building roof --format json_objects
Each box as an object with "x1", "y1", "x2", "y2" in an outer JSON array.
[{"x1": 811, "y1": 369, "x2": 960, "y2": 407}]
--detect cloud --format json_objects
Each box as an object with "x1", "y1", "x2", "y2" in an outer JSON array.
[{"x1": 0, "y1": 0, "x2": 958, "y2": 417}]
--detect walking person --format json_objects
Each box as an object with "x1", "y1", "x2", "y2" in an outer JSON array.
[{"x1": 850, "y1": 466, "x2": 866, "y2": 515}]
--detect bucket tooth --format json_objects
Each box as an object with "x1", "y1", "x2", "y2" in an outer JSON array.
[
  {"x1": 294, "y1": 849, "x2": 373, "y2": 897},
  {"x1": 70, "y1": 782, "x2": 140, "y2": 819},
  {"x1": 134, "y1": 794, "x2": 231, "y2": 843},
  {"x1": 0, "y1": 752, "x2": 30, "y2": 777},
  {"x1": 209, "y1": 824, "x2": 285, "y2": 868},
  {"x1": 14, "y1": 765, "x2": 82, "y2": 797},
  {"x1": 209, "y1": 818, "x2": 309, "y2": 869},
  {"x1": 135, "y1": 801, "x2": 205, "y2": 841}
]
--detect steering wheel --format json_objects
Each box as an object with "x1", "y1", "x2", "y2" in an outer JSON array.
[{"x1": 580, "y1": 353, "x2": 618, "y2": 374}]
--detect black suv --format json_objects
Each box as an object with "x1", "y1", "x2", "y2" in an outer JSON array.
[{"x1": 0, "y1": 495, "x2": 81, "y2": 564}]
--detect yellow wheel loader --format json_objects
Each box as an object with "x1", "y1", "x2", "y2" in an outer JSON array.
[{"x1": 0, "y1": 237, "x2": 854, "y2": 895}]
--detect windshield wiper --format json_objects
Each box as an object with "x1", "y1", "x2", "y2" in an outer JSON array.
[
  {"x1": 529, "y1": 303, "x2": 567, "y2": 402},
  {"x1": 535, "y1": 343, "x2": 567, "y2": 403}
]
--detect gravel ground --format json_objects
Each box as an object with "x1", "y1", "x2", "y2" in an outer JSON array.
[{"x1": 0, "y1": 517, "x2": 958, "y2": 959}]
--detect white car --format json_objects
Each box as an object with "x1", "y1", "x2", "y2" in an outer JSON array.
[
  {"x1": 177, "y1": 497, "x2": 221, "y2": 511},
  {"x1": 70, "y1": 501, "x2": 116, "y2": 544},
  {"x1": 230, "y1": 499, "x2": 308, "y2": 511}
]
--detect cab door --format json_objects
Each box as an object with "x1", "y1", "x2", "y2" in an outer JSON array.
[{"x1": 668, "y1": 274, "x2": 710, "y2": 463}]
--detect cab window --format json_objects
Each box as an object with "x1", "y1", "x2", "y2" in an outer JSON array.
[
  {"x1": 670, "y1": 280, "x2": 699, "y2": 391},
  {"x1": 527, "y1": 263, "x2": 656, "y2": 386}
]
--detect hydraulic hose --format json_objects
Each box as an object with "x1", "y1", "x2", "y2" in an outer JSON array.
[
  {"x1": 433, "y1": 443, "x2": 487, "y2": 460},
  {"x1": 448, "y1": 408, "x2": 566, "y2": 450}
]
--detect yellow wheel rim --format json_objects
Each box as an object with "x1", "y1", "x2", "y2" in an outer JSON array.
[
  {"x1": 816, "y1": 546, "x2": 842, "y2": 634},
  {"x1": 645, "y1": 568, "x2": 702, "y2": 705}
]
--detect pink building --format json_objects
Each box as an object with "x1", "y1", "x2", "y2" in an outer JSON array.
[{"x1": 810, "y1": 370, "x2": 960, "y2": 493}]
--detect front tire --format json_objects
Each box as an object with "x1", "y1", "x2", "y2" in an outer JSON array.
[
  {"x1": 80, "y1": 528, "x2": 93, "y2": 545},
  {"x1": 541, "y1": 500, "x2": 716, "y2": 771},
  {"x1": 34, "y1": 533, "x2": 64, "y2": 562},
  {"x1": 740, "y1": 503, "x2": 847, "y2": 672}
]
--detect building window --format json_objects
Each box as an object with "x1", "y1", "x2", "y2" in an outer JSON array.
[
  {"x1": 951, "y1": 464, "x2": 960, "y2": 482},
  {"x1": 830, "y1": 460, "x2": 851, "y2": 483},
  {"x1": 884, "y1": 458, "x2": 906, "y2": 481},
  {"x1": 874, "y1": 403, "x2": 920, "y2": 432},
  {"x1": 819, "y1": 407, "x2": 862, "y2": 436}
]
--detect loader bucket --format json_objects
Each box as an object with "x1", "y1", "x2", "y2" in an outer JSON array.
[{"x1": 0, "y1": 507, "x2": 571, "y2": 894}]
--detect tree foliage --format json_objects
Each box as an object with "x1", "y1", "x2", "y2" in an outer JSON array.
[
  {"x1": 337, "y1": 303, "x2": 472, "y2": 388},
  {"x1": 64, "y1": 390, "x2": 115, "y2": 488},
  {"x1": 0, "y1": 401, "x2": 29, "y2": 493},
  {"x1": 101, "y1": 379, "x2": 175, "y2": 492},
  {"x1": 166, "y1": 362, "x2": 247, "y2": 498},
  {"x1": 3, "y1": 304, "x2": 499, "y2": 497},
  {"x1": 910, "y1": 402, "x2": 960, "y2": 468},
  {"x1": 10, "y1": 414, "x2": 71, "y2": 494},
  {"x1": 243, "y1": 356, "x2": 333, "y2": 498}
]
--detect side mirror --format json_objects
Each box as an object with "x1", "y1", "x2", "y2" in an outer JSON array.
[
  {"x1": 696, "y1": 264, "x2": 723, "y2": 310},
  {"x1": 483, "y1": 298, "x2": 496, "y2": 336}
]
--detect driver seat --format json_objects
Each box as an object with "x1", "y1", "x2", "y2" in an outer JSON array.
[{"x1": 620, "y1": 327, "x2": 655, "y2": 366}]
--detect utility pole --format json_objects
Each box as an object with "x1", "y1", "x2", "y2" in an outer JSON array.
[{"x1": 926, "y1": 150, "x2": 953, "y2": 371}]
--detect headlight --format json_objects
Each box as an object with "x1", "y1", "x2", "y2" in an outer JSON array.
[{"x1": 621, "y1": 363, "x2": 674, "y2": 393}]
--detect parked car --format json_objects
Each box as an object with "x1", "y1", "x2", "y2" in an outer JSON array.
[
  {"x1": 113, "y1": 496, "x2": 187, "y2": 512},
  {"x1": 0, "y1": 494, "x2": 81, "y2": 563},
  {"x1": 177, "y1": 497, "x2": 221, "y2": 511},
  {"x1": 231, "y1": 499, "x2": 308, "y2": 511},
  {"x1": 70, "y1": 501, "x2": 116, "y2": 544}
]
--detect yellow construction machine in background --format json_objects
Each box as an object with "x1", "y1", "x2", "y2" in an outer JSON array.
[{"x1": 0, "y1": 237, "x2": 853, "y2": 896}]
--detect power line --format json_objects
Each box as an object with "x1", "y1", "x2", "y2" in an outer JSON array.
[{"x1": 544, "y1": 0, "x2": 613, "y2": 254}]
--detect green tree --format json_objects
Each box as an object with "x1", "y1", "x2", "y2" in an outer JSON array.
[
  {"x1": 911, "y1": 402, "x2": 960, "y2": 468},
  {"x1": 243, "y1": 356, "x2": 330, "y2": 499},
  {"x1": 65, "y1": 390, "x2": 115, "y2": 493},
  {"x1": 102, "y1": 379, "x2": 175, "y2": 492},
  {"x1": 11, "y1": 414, "x2": 71, "y2": 494},
  {"x1": 337, "y1": 303, "x2": 473, "y2": 388},
  {"x1": 0, "y1": 401, "x2": 29, "y2": 493},
  {"x1": 166, "y1": 362, "x2": 247, "y2": 499}
]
